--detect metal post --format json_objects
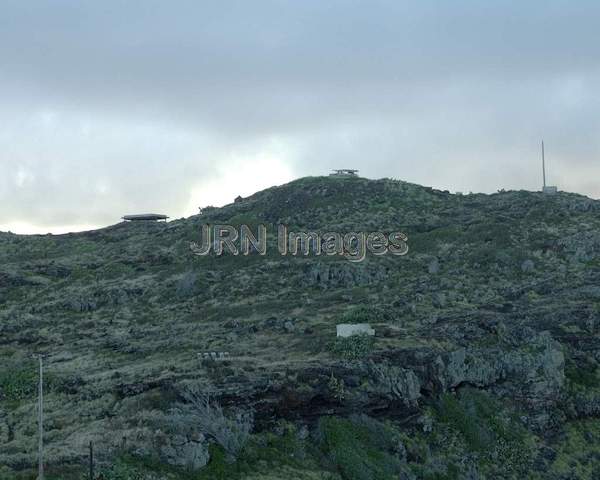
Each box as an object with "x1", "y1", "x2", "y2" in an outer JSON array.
[
  {"x1": 89, "y1": 441, "x2": 94, "y2": 480},
  {"x1": 37, "y1": 355, "x2": 44, "y2": 480},
  {"x1": 542, "y1": 140, "x2": 546, "y2": 188}
]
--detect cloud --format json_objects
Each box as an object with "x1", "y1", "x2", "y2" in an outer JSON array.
[{"x1": 1, "y1": 1, "x2": 599, "y2": 233}]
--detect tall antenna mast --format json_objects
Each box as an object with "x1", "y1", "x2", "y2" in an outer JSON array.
[
  {"x1": 542, "y1": 140, "x2": 546, "y2": 188},
  {"x1": 541, "y1": 141, "x2": 558, "y2": 194}
]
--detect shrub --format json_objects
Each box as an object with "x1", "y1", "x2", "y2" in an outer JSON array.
[
  {"x1": 176, "y1": 270, "x2": 201, "y2": 298},
  {"x1": 0, "y1": 366, "x2": 61, "y2": 402},
  {"x1": 0, "y1": 368, "x2": 37, "y2": 401},
  {"x1": 340, "y1": 305, "x2": 394, "y2": 324},
  {"x1": 177, "y1": 384, "x2": 254, "y2": 462},
  {"x1": 331, "y1": 334, "x2": 374, "y2": 361},
  {"x1": 99, "y1": 460, "x2": 146, "y2": 480},
  {"x1": 436, "y1": 393, "x2": 490, "y2": 452},
  {"x1": 98, "y1": 455, "x2": 189, "y2": 480},
  {"x1": 197, "y1": 444, "x2": 241, "y2": 480},
  {"x1": 317, "y1": 416, "x2": 402, "y2": 480},
  {"x1": 565, "y1": 357, "x2": 600, "y2": 389},
  {"x1": 328, "y1": 373, "x2": 346, "y2": 401},
  {"x1": 435, "y1": 389, "x2": 534, "y2": 474}
]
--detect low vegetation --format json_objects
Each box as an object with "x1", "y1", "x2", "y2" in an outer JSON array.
[
  {"x1": 2, "y1": 177, "x2": 600, "y2": 478},
  {"x1": 330, "y1": 334, "x2": 374, "y2": 361}
]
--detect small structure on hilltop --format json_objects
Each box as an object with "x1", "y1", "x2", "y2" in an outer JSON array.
[
  {"x1": 122, "y1": 214, "x2": 168, "y2": 222},
  {"x1": 541, "y1": 140, "x2": 558, "y2": 195},
  {"x1": 330, "y1": 169, "x2": 359, "y2": 177},
  {"x1": 234, "y1": 195, "x2": 243, "y2": 203},
  {"x1": 336, "y1": 323, "x2": 375, "y2": 338}
]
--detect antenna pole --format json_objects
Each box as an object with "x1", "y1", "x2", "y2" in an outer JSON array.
[
  {"x1": 37, "y1": 355, "x2": 44, "y2": 480},
  {"x1": 542, "y1": 140, "x2": 546, "y2": 188}
]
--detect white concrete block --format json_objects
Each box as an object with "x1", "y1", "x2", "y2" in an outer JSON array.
[{"x1": 336, "y1": 323, "x2": 375, "y2": 338}]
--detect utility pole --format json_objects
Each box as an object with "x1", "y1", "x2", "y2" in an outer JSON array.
[
  {"x1": 37, "y1": 355, "x2": 44, "y2": 480},
  {"x1": 542, "y1": 140, "x2": 546, "y2": 188},
  {"x1": 89, "y1": 441, "x2": 94, "y2": 480}
]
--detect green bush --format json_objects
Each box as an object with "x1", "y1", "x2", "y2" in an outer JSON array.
[
  {"x1": 435, "y1": 389, "x2": 534, "y2": 474},
  {"x1": 340, "y1": 305, "x2": 394, "y2": 324},
  {"x1": 0, "y1": 368, "x2": 38, "y2": 401},
  {"x1": 331, "y1": 334, "x2": 374, "y2": 361},
  {"x1": 196, "y1": 444, "x2": 241, "y2": 480},
  {"x1": 0, "y1": 365, "x2": 65, "y2": 403},
  {"x1": 565, "y1": 358, "x2": 600, "y2": 389},
  {"x1": 317, "y1": 416, "x2": 402, "y2": 480},
  {"x1": 198, "y1": 430, "x2": 308, "y2": 480},
  {"x1": 98, "y1": 463, "x2": 146, "y2": 480},
  {"x1": 99, "y1": 453, "x2": 205, "y2": 480},
  {"x1": 436, "y1": 393, "x2": 490, "y2": 452}
]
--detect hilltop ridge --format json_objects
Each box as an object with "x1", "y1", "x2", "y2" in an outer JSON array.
[{"x1": 3, "y1": 175, "x2": 598, "y2": 239}]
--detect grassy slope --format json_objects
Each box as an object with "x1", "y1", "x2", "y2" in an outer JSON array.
[{"x1": 1, "y1": 176, "x2": 600, "y2": 479}]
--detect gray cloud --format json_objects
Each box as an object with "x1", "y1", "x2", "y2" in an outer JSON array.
[{"x1": 1, "y1": 1, "x2": 599, "y2": 232}]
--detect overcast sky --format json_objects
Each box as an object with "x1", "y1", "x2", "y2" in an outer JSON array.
[{"x1": 1, "y1": 1, "x2": 599, "y2": 234}]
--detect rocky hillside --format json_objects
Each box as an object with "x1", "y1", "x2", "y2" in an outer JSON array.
[{"x1": 1, "y1": 176, "x2": 600, "y2": 479}]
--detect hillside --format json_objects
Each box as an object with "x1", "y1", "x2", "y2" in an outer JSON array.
[{"x1": 2, "y1": 176, "x2": 600, "y2": 479}]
